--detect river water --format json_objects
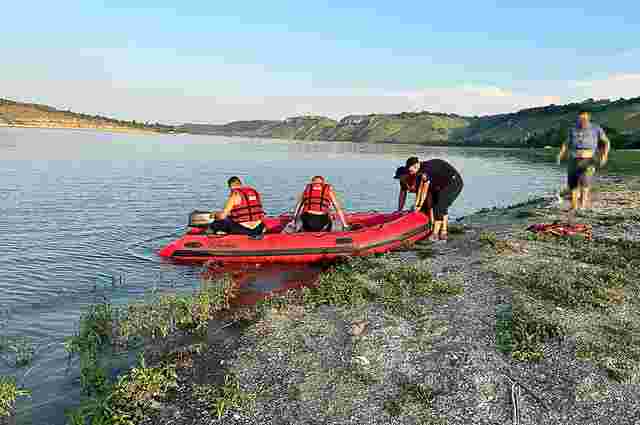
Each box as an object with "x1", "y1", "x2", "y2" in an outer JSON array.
[{"x1": 0, "y1": 127, "x2": 565, "y2": 424}]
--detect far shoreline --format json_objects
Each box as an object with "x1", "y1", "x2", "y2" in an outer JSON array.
[
  {"x1": 0, "y1": 122, "x2": 167, "y2": 136},
  {"x1": 4, "y1": 125, "x2": 640, "y2": 155}
]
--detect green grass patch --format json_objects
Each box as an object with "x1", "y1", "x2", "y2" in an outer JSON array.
[
  {"x1": 479, "y1": 231, "x2": 498, "y2": 247},
  {"x1": 510, "y1": 301, "x2": 563, "y2": 362},
  {"x1": 64, "y1": 274, "x2": 237, "y2": 423},
  {"x1": 576, "y1": 318, "x2": 640, "y2": 383},
  {"x1": 0, "y1": 376, "x2": 30, "y2": 417},
  {"x1": 0, "y1": 336, "x2": 34, "y2": 368},
  {"x1": 192, "y1": 375, "x2": 256, "y2": 419},
  {"x1": 499, "y1": 261, "x2": 626, "y2": 311},
  {"x1": 66, "y1": 354, "x2": 178, "y2": 425},
  {"x1": 66, "y1": 274, "x2": 235, "y2": 364},
  {"x1": 495, "y1": 304, "x2": 513, "y2": 355},
  {"x1": 569, "y1": 238, "x2": 640, "y2": 269},
  {"x1": 384, "y1": 381, "x2": 446, "y2": 423},
  {"x1": 119, "y1": 274, "x2": 234, "y2": 341},
  {"x1": 302, "y1": 256, "x2": 463, "y2": 318},
  {"x1": 447, "y1": 224, "x2": 465, "y2": 234}
]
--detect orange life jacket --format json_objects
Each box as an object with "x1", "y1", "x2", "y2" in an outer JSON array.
[
  {"x1": 229, "y1": 186, "x2": 265, "y2": 223},
  {"x1": 301, "y1": 183, "x2": 333, "y2": 214}
]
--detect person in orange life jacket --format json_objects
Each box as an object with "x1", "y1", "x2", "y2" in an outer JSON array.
[
  {"x1": 394, "y1": 157, "x2": 463, "y2": 242},
  {"x1": 292, "y1": 176, "x2": 348, "y2": 232},
  {"x1": 209, "y1": 176, "x2": 265, "y2": 236}
]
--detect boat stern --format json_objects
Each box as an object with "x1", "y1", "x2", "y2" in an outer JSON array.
[{"x1": 158, "y1": 240, "x2": 179, "y2": 257}]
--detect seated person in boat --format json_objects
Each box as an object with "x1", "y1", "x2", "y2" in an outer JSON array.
[
  {"x1": 394, "y1": 156, "x2": 463, "y2": 242},
  {"x1": 209, "y1": 176, "x2": 265, "y2": 236},
  {"x1": 291, "y1": 176, "x2": 348, "y2": 232}
]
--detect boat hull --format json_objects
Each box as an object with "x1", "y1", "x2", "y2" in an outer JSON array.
[{"x1": 158, "y1": 211, "x2": 430, "y2": 264}]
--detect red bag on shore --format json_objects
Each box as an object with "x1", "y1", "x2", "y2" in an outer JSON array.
[{"x1": 526, "y1": 222, "x2": 592, "y2": 240}]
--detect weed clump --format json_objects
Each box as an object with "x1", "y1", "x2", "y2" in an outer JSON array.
[
  {"x1": 192, "y1": 374, "x2": 256, "y2": 419},
  {"x1": 66, "y1": 355, "x2": 178, "y2": 425},
  {"x1": 576, "y1": 318, "x2": 640, "y2": 383},
  {"x1": 64, "y1": 274, "x2": 237, "y2": 423},
  {"x1": 383, "y1": 381, "x2": 446, "y2": 423},
  {"x1": 495, "y1": 303, "x2": 513, "y2": 355},
  {"x1": 302, "y1": 255, "x2": 463, "y2": 317},
  {"x1": 447, "y1": 224, "x2": 465, "y2": 234},
  {"x1": 493, "y1": 300, "x2": 562, "y2": 362},
  {"x1": 0, "y1": 336, "x2": 34, "y2": 368},
  {"x1": 511, "y1": 302, "x2": 563, "y2": 362},
  {"x1": 500, "y1": 262, "x2": 627, "y2": 311},
  {"x1": 0, "y1": 376, "x2": 30, "y2": 417},
  {"x1": 570, "y1": 238, "x2": 640, "y2": 269}
]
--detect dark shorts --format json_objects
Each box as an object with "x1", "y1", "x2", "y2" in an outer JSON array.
[
  {"x1": 421, "y1": 173, "x2": 464, "y2": 221},
  {"x1": 209, "y1": 218, "x2": 265, "y2": 236},
  {"x1": 300, "y1": 212, "x2": 331, "y2": 232},
  {"x1": 568, "y1": 158, "x2": 596, "y2": 190}
]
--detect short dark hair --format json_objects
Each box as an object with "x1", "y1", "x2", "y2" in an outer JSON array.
[
  {"x1": 227, "y1": 176, "x2": 242, "y2": 187},
  {"x1": 405, "y1": 157, "x2": 420, "y2": 168},
  {"x1": 393, "y1": 166, "x2": 407, "y2": 179},
  {"x1": 311, "y1": 175, "x2": 325, "y2": 182}
]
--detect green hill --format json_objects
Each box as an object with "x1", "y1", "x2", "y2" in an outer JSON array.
[
  {"x1": 455, "y1": 97, "x2": 640, "y2": 148},
  {"x1": 4, "y1": 95, "x2": 640, "y2": 148},
  {"x1": 0, "y1": 98, "x2": 176, "y2": 133},
  {"x1": 179, "y1": 96, "x2": 640, "y2": 148},
  {"x1": 178, "y1": 111, "x2": 469, "y2": 144}
]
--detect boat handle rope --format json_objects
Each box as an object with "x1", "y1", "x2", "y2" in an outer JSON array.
[
  {"x1": 126, "y1": 230, "x2": 184, "y2": 261},
  {"x1": 511, "y1": 380, "x2": 521, "y2": 425}
]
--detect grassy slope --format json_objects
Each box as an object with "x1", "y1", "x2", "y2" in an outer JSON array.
[
  {"x1": 334, "y1": 114, "x2": 469, "y2": 144},
  {"x1": 178, "y1": 97, "x2": 640, "y2": 146},
  {"x1": 5, "y1": 95, "x2": 640, "y2": 145},
  {"x1": 458, "y1": 97, "x2": 640, "y2": 147},
  {"x1": 0, "y1": 98, "x2": 174, "y2": 133}
]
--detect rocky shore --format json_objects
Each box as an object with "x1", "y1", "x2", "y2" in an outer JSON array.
[
  {"x1": 4, "y1": 176, "x2": 639, "y2": 425},
  {"x1": 130, "y1": 176, "x2": 639, "y2": 425}
]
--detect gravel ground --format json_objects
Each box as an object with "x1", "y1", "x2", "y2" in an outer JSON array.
[{"x1": 137, "y1": 177, "x2": 640, "y2": 425}]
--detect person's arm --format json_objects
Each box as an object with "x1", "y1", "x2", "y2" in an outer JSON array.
[
  {"x1": 292, "y1": 193, "x2": 304, "y2": 217},
  {"x1": 216, "y1": 193, "x2": 238, "y2": 220},
  {"x1": 557, "y1": 142, "x2": 568, "y2": 164},
  {"x1": 557, "y1": 128, "x2": 570, "y2": 164},
  {"x1": 398, "y1": 186, "x2": 407, "y2": 211},
  {"x1": 414, "y1": 176, "x2": 430, "y2": 211},
  {"x1": 329, "y1": 189, "x2": 348, "y2": 226},
  {"x1": 598, "y1": 129, "x2": 611, "y2": 166}
]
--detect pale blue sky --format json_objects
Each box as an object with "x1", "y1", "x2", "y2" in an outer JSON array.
[{"x1": 2, "y1": 1, "x2": 639, "y2": 123}]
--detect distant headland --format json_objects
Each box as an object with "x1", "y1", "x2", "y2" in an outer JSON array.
[{"x1": 3, "y1": 96, "x2": 640, "y2": 148}]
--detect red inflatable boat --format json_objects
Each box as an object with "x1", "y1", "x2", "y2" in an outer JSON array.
[{"x1": 158, "y1": 211, "x2": 431, "y2": 264}]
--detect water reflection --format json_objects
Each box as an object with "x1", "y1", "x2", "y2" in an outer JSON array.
[
  {"x1": 0, "y1": 128, "x2": 573, "y2": 424},
  {"x1": 202, "y1": 263, "x2": 323, "y2": 306}
]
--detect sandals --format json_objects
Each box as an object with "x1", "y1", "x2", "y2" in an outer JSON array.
[{"x1": 439, "y1": 231, "x2": 448, "y2": 241}]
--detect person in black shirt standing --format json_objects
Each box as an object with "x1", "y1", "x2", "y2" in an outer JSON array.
[{"x1": 394, "y1": 157, "x2": 463, "y2": 241}]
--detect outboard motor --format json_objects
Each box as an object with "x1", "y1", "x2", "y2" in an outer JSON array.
[{"x1": 188, "y1": 210, "x2": 213, "y2": 228}]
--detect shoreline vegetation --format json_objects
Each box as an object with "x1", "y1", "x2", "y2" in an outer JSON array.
[
  {"x1": 0, "y1": 98, "x2": 175, "y2": 135},
  {"x1": 4, "y1": 176, "x2": 639, "y2": 424},
  {"x1": 3, "y1": 96, "x2": 640, "y2": 147},
  {"x1": 0, "y1": 122, "x2": 164, "y2": 135}
]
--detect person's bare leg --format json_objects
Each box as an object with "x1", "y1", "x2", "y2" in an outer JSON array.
[
  {"x1": 570, "y1": 189, "x2": 579, "y2": 211},
  {"x1": 440, "y1": 215, "x2": 449, "y2": 239},
  {"x1": 580, "y1": 187, "x2": 591, "y2": 209},
  {"x1": 431, "y1": 220, "x2": 443, "y2": 240}
]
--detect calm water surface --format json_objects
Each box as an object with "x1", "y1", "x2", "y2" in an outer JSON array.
[{"x1": 0, "y1": 127, "x2": 564, "y2": 423}]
